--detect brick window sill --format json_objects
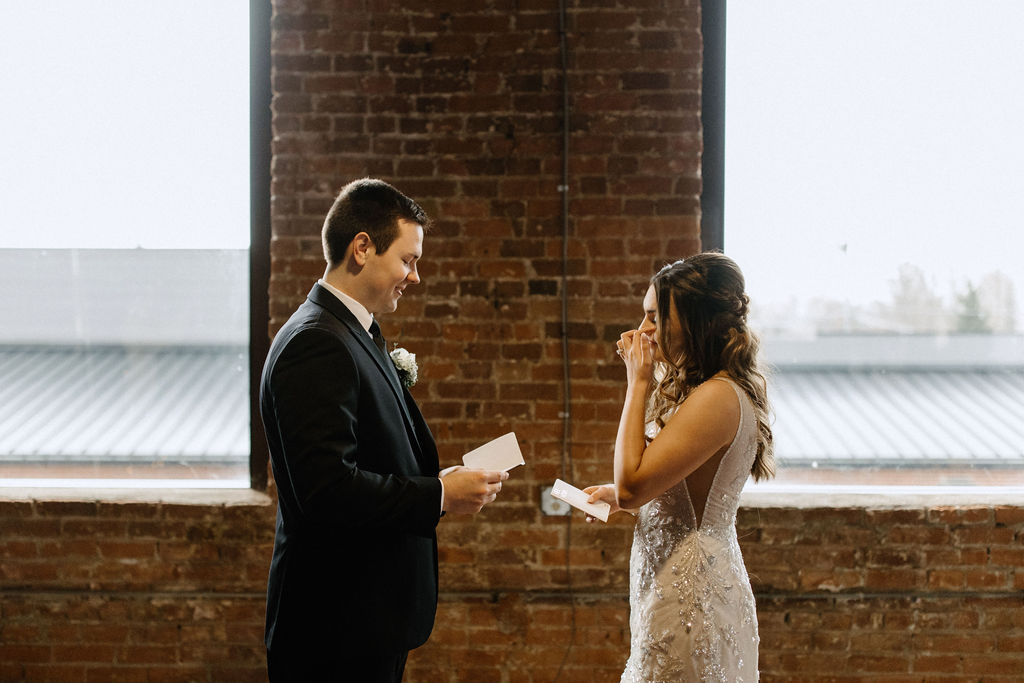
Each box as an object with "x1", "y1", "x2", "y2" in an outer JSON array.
[
  {"x1": 0, "y1": 486, "x2": 271, "y2": 506},
  {"x1": 741, "y1": 484, "x2": 1024, "y2": 509}
]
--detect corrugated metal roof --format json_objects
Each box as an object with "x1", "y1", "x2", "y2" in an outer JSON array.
[
  {"x1": 772, "y1": 368, "x2": 1024, "y2": 466},
  {"x1": 0, "y1": 345, "x2": 248, "y2": 463},
  {"x1": 1, "y1": 346, "x2": 1022, "y2": 468}
]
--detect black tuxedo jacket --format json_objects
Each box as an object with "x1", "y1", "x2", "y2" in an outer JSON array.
[{"x1": 260, "y1": 284, "x2": 442, "y2": 656}]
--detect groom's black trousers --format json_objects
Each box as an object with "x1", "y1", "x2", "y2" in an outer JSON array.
[{"x1": 267, "y1": 646, "x2": 408, "y2": 682}]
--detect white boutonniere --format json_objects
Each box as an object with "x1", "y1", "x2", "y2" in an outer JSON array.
[{"x1": 389, "y1": 347, "x2": 418, "y2": 388}]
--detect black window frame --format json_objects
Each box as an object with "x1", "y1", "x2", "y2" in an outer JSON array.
[
  {"x1": 700, "y1": 0, "x2": 725, "y2": 253},
  {"x1": 249, "y1": 0, "x2": 272, "y2": 491}
]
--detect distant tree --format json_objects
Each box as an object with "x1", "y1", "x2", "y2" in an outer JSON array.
[
  {"x1": 880, "y1": 264, "x2": 949, "y2": 333},
  {"x1": 748, "y1": 297, "x2": 812, "y2": 337},
  {"x1": 803, "y1": 265, "x2": 1020, "y2": 336},
  {"x1": 808, "y1": 298, "x2": 869, "y2": 334},
  {"x1": 954, "y1": 281, "x2": 991, "y2": 333},
  {"x1": 977, "y1": 271, "x2": 1017, "y2": 333}
]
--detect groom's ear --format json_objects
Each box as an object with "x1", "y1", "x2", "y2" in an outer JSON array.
[{"x1": 350, "y1": 231, "x2": 374, "y2": 266}]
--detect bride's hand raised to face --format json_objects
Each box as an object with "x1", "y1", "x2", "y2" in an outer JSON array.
[{"x1": 616, "y1": 328, "x2": 655, "y2": 385}]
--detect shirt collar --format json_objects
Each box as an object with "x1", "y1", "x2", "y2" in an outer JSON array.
[{"x1": 318, "y1": 278, "x2": 375, "y2": 335}]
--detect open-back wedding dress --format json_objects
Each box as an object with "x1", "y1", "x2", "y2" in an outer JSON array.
[{"x1": 621, "y1": 377, "x2": 760, "y2": 682}]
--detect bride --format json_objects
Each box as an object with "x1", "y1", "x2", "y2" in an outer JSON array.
[{"x1": 585, "y1": 252, "x2": 775, "y2": 682}]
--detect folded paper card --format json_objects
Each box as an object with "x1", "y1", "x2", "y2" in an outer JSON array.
[
  {"x1": 462, "y1": 432, "x2": 525, "y2": 472},
  {"x1": 551, "y1": 478, "x2": 611, "y2": 523}
]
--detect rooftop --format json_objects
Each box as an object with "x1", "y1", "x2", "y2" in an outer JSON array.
[
  {"x1": 0, "y1": 344, "x2": 1021, "y2": 472},
  {"x1": 0, "y1": 345, "x2": 248, "y2": 465},
  {"x1": 1, "y1": 248, "x2": 1021, "y2": 476}
]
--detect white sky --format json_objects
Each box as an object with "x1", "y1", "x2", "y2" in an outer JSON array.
[
  {"x1": 725, "y1": 1, "x2": 1024, "y2": 310},
  {"x1": 0, "y1": 1, "x2": 249, "y2": 249},
  {"x1": 2, "y1": 1, "x2": 1020, "y2": 289}
]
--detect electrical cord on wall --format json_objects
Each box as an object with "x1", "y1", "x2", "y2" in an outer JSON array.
[{"x1": 554, "y1": 0, "x2": 576, "y2": 680}]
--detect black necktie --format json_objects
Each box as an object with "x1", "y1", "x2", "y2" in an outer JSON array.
[
  {"x1": 369, "y1": 320, "x2": 387, "y2": 355},
  {"x1": 369, "y1": 320, "x2": 402, "y2": 388}
]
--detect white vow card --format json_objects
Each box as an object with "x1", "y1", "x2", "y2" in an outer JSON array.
[
  {"x1": 551, "y1": 478, "x2": 611, "y2": 522},
  {"x1": 462, "y1": 432, "x2": 525, "y2": 472}
]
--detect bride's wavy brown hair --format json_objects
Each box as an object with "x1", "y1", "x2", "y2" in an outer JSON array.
[{"x1": 648, "y1": 252, "x2": 775, "y2": 481}]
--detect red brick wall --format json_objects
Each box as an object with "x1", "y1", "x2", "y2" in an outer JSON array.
[
  {"x1": 1, "y1": 1, "x2": 1022, "y2": 682},
  {"x1": 0, "y1": 495, "x2": 274, "y2": 682},
  {"x1": 2, "y1": 499, "x2": 1022, "y2": 681}
]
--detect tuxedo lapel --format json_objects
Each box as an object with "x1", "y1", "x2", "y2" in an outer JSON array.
[
  {"x1": 402, "y1": 384, "x2": 439, "y2": 474},
  {"x1": 307, "y1": 285, "x2": 423, "y2": 454}
]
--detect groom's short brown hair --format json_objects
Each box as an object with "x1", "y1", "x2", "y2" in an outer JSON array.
[{"x1": 321, "y1": 178, "x2": 431, "y2": 268}]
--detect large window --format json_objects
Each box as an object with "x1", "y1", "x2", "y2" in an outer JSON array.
[
  {"x1": 724, "y1": 1, "x2": 1024, "y2": 488},
  {"x1": 0, "y1": 2, "x2": 251, "y2": 487}
]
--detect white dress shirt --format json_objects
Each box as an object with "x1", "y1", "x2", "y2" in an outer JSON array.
[{"x1": 318, "y1": 278, "x2": 374, "y2": 337}]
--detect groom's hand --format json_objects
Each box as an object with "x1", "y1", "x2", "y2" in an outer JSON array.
[{"x1": 440, "y1": 467, "x2": 508, "y2": 514}]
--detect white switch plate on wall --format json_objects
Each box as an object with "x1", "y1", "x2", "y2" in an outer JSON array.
[{"x1": 540, "y1": 485, "x2": 571, "y2": 516}]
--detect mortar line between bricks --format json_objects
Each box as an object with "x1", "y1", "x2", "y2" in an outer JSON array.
[
  {"x1": 0, "y1": 589, "x2": 266, "y2": 599},
  {"x1": 755, "y1": 590, "x2": 1024, "y2": 601},
  {"x1": 439, "y1": 590, "x2": 628, "y2": 600},
  {"x1": 3, "y1": 589, "x2": 1018, "y2": 602},
  {"x1": 436, "y1": 589, "x2": 1023, "y2": 601}
]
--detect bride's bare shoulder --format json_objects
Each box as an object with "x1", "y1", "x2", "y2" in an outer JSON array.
[
  {"x1": 658, "y1": 375, "x2": 740, "y2": 442},
  {"x1": 683, "y1": 374, "x2": 740, "y2": 411}
]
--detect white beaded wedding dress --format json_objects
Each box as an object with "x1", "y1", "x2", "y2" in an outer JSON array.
[{"x1": 621, "y1": 378, "x2": 760, "y2": 683}]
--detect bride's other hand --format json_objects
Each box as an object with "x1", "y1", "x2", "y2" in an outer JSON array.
[{"x1": 583, "y1": 484, "x2": 622, "y2": 523}]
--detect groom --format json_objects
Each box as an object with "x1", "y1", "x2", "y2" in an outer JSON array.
[{"x1": 260, "y1": 178, "x2": 508, "y2": 682}]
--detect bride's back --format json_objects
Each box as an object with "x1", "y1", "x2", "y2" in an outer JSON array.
[{"x1": 689, "y1": 377, "x2": 757, "y2": 531}]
